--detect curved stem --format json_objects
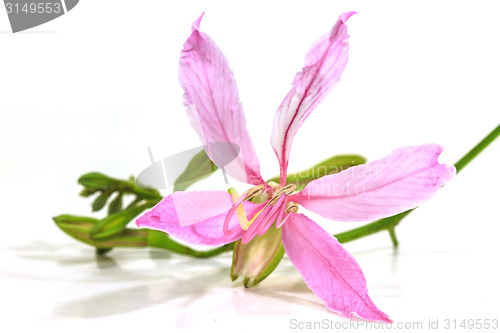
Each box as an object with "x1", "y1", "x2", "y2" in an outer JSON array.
[
  {"x1": 454, "y1": 123, "x2": 500, "y2": 173},
  {"x1": 335, "y1": 123, "x2": 500, "y2": 244},
  {"x1": 147, "y1": 230, "x2": 234, "y2": 258}
]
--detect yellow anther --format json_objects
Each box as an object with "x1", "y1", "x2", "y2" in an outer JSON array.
[
  {"x1": 285, "y1": 203, "x2": 299, "y2": 214},
  {"x1": 245, "y1": 185, "x2": 265, "y2": 200}
]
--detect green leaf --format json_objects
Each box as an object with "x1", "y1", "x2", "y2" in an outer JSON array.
[
  {"x1": 267, "y1": 154, "x2": 367, "y2": 191},
  {"x1": 230, "y1": 224, "x2": 284, "y2": 288},
  {"x1": 108, "y1": 193, "x2": 123, "y2": 215},
  {"x1": 89, "y1": 203, "x2": 153, "y2": 241},
  {"x1": 173, "y1": 149, "x2": 218, "y2": 192},
  {"x1": 79, "y1": 172, "x2": 121, "y2": 190}
]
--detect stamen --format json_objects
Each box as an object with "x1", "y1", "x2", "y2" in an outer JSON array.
[
  {"x1": 267, "y1": 181, "x2": 280, "y2": 191},
  {"x1": 276, "y1": 211, "x2": 293, "y2": 228},
  {"x1": 266, "y1": 183, "x2": 297, "y2": 207},
  {"x1": 247, "y1": 207, "x2": 265, "y2": 226},
  {"x1": 274, "y1": 198, "x2": 287, "y2": 229},
  {"x1": 285, "y1": 203, "x2": 299, "y2": 214},
  {"x1": 241, "y1": 205, "x2": 272, "y2": 244},
  {"x1": 226, "y1": 185, "x2": 266, "y2": 232},
  {"x1": 257, "y1": 194, "x2": 286, "y2": 236},
  {"x1": 281, "y1": 183, "x2": 297, "y2": 195},
  {"x1": 225, "y1": 183, "x2": 296, "y2": 238},
  {"x1": 245, "y1": 184, "x2": 265, "y2": 200}
]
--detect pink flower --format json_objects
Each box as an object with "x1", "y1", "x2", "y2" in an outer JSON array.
[{"x1": 137, "y1": 12, "x2": 455, "y2": 322}]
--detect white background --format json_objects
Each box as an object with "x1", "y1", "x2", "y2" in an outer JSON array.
[{"x1": 1, "y1": 1, "x2": 499, "y2": 332}]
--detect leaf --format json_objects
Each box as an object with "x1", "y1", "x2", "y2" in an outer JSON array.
[
  {"x1": 173, "y1": 149, "x2": 218, "y2": 192},
  {"x1": 267, "y1": 154, "x2": 366, "y2": 191}
]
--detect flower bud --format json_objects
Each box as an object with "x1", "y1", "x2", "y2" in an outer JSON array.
[
  {"x1": 78, "y1": 172, "x2": 121, "y2": 190},
  {"x1": 108, "y1": 193, "x2": 123, "y2": 215},
  {"x1": 230, "y1": 224, "x2": 284, "y2": 287},
  {"x1": 92, "y1": 191, "x2": 111, "y2": 212},
  {"x1": 89, "y1": 205, "x2": 148, "y2": 241}
]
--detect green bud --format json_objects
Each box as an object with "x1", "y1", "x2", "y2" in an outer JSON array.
[
  {"x1": 78, "y1": 172, "x2": 121, "y2": 190},
  {"x1": 53, "y1": 214, "x2": 102, "y2": 246},
  {"x1": 53, "y1": 214, "x2": 149, "y2": 248},
  {"x1": 89, "y1": 204, "x2": 150, "y2": 241},
  {"x1": 92, "y1": 191, "x2": 112, "y2": 212},
  {"x1": 231, "y1": 224, "x2": 284, "y2": 288},
  {"x1": 108, "y1": 193, "x2": 123, "y2": 215},
  {"x1": 268, "y1": 154, "x2": 366, "y2": 191},
  {"x1": 80, "y1": 188, "x2": 99, "y2": 197}
]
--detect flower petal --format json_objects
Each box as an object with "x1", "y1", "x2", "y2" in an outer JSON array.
[
  {"x1": 136, "y1": 191, "x2": 262, "y2": 246},
  {"x1": 282, "y1": 213, "x2": 392, "y2": 322},
  {"x1": 270, "y1": 12, "x2": 355, "y2": 185},
  {"x1": 179, "y1": 14, "x2": 264, "y2": 185},
  {"x1": 291, "y1": 144, "x2": 456, "y2": 221}
]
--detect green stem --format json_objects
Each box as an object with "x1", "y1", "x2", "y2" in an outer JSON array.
[
  {"x1": 123, "y1": 182, "x2": 163, "y2": 201},
  {"x1": 388, "y1": 228, "x2": 399, "y2": 248},
  {"x1": 147, "y1": 230, "x2": 234, "y2": 257},
  {"x1": 335, "y1": 123, "x2": 500, "y2": 244},
  {"x1": 454, "y1": 123, "x2": 500, "y2": 173},
  {"x1": 335, "y1": 211, "x2": 411, "y2": 244}
]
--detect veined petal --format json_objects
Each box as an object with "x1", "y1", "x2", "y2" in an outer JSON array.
[
  {"x1": 282, "y1": 213, "x2": 392, "y2": 322},
  {"x1": 271, "y1": 12, "x2": 355, "y2": 185},
  {"x1": 291, "y1": 144, "x2": 456, "y2": 221},
  {"x1": 136, "y1": 191, "x2": 263, "y2": 246},
  {"x1": 179, "y1": 14, "x2": 264, "y2": 185}
]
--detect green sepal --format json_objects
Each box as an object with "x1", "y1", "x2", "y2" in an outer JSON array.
[
  {"x1": 173, "y1": 149, "x2": 218, "y2": 192},
  {"x1": 89, "y1": 203, "x2": 152, "y2": 241},
  {"x1": 231, "y1": 224, "x2": 285, "y2": 288},
  {"x1": 78, "y1": 172, "x2": 121, "y2": 190},
  {"x1": 267, "y1": 154, "x2": 366, "y2": 191}
]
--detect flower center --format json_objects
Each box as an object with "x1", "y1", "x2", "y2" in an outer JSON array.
[{"x1": 223, "y1": 183, "x2": 298, "y2": 242}]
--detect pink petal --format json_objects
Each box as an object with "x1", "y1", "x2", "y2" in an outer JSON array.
[
  {"x1": 136, "y1": 191, "x2": 263, "y2": 246},
  {"x1": 271, "y1": 12, "x2": 355, "y2": 185},
  {"x1": 291, "y1": 144, "x2": 456, "y2": 221},
  {"x1": 179, "y1": 14, "x2": 264, "y2": 185},
  {"x1": 282, "y1": 213, "x2": 392, "y2": 322}
]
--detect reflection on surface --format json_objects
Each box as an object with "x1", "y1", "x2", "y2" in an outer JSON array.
[{"x1": 1, "y1": 240, "x2": 403, "y2": 323}]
